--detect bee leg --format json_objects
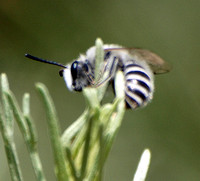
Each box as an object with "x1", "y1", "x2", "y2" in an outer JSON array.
[{"x1": 95, "y1": 57, "x2": 119, "y2": 87}]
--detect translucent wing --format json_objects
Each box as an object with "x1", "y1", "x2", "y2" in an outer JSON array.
[{"x1": 104, "y1": 47, "x2": 171, "y2": 74}]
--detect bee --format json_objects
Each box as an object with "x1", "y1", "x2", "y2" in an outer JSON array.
[{"x1": 25, "y1": 44, "x2": 170, "y2": 109}]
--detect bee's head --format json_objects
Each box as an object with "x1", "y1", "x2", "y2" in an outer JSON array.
[
  {"x1": 25, "y1": 53, "x2": 93, "y2": 92},
  {"x1": 59, "y1": 60, "x2": 92, "y2": 92}
]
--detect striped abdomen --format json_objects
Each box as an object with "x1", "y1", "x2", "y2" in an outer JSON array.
[{"x1": 123, "y1": 61, "x2": 154, "y2": 109}]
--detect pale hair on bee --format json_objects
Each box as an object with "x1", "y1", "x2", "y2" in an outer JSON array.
[{"x1": 25, "y1": 44, "x2": 171, "y2": 109}]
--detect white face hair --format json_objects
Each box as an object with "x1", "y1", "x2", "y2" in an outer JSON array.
[{"x1": 62, "y1": 66, "x2": 73, "y2": 91}]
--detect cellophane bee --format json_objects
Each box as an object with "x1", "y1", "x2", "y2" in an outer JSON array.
[{"x1": 25, "y1": 44, "x2": 170, "y2": 109}]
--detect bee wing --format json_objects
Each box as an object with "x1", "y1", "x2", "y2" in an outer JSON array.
[{"x1": 104, "y1": 47, "x2": 171, "y2": 74}]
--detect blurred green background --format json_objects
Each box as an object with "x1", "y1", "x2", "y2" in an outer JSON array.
[{"x1": 0, "y1": 0, "x2": 200, "y2": 180}]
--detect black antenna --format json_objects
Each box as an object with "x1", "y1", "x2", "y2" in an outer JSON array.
[{"x1": 25, "y1": 54, "x2": 67, "y2": 68}]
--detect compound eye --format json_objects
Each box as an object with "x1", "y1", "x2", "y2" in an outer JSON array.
[
  {"x1": 83, "y1": 63, "x2": 89, "y2": 73},
  {"x1": 59, "y1": 69, "x2": 63, "y2": 77},
  {"x1": 71, "y1": 61, "x2": 78, "y2": 79}
]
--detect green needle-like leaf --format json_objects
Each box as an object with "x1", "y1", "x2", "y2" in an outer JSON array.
[
  {"x1": 36, "y1": 83, "x2": 68, "y2": 181},
  {"x1": 0, "y1": 73, "x2": 24, "y2": 181},
  {"x1": 6, "y1": 90, "x2": 46, "y2": 181}
]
